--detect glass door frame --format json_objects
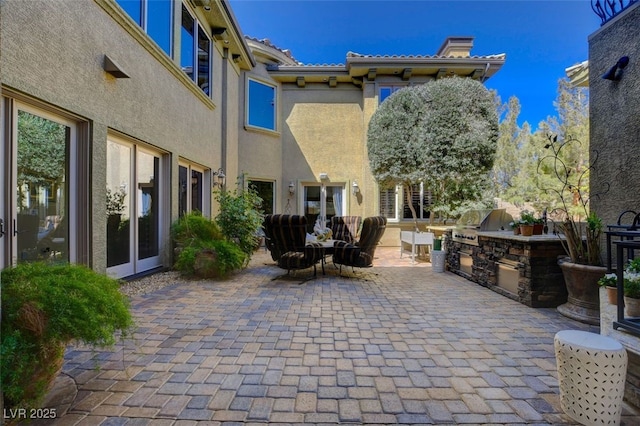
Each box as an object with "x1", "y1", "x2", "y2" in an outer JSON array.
[
  {"x1": 7, "y1": 100, "x2": 79, "y2": 265},
  {"x1": 300, "y1": 182, "x2": 346, "y2": 229},
  {"x1": 106, "y1": 135, "x2": 165, "y2": 278}
]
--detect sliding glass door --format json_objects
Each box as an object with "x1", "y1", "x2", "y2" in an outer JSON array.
[
  {"x1": 107, "y1": 137, "x2": 163, "y2": 278},
  {"x1": 5, "y1": 103, "x2": 74, "y2": 264}
]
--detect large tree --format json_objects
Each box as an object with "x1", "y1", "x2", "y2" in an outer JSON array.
[{"x1": 367, "y1": 76, "x2": 499, "y2": 223}]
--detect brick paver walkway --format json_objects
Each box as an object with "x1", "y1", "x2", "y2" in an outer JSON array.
[{"x1": 49, "y1": 248, "x2": 640, "y2": 425}]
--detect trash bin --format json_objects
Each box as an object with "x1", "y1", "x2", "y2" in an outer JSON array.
[
  {"x1": 431, "y1": 250, "x2": 446, "y2": 273},
  {"x1": 554, "y1": 330, "x2": 627, "y2": 426}
]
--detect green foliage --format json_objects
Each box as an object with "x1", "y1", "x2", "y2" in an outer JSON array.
[
  {"x1": 171, "y1": 211, "x2": 224, "y2": 246},
  {"x1": 520, "y1": 211, "x2": 536, "y2": 225},
  {"x1": 367, "y1": 76, "x2": 499, "y2": 220},
  {"x1": 491, "y1": 78, "x2": 589, "y2": 211},
  {"x1": 214, "y1": 187, "x2": 264, "y2": 259},
  {"x1": 628, "y1": 258, "x2": 640, "y2": 273},
  {"x1": 1, "y1": 262, "x2": 134, "y2": 409},
  {"x1": 171, "y1": 212, "x2": 246, "y2": 277},
  {"x1": 624, "y1": 277, "x2": 640, "y2": 299},
  {"x1": 599, "y1": 273, "x2": 617, "y2": 287}
]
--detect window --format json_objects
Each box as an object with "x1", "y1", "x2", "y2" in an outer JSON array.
[
  {"x1": 379, "y1": 85, "x2": 406, "y2": 104},
  {"x1": 178, "y1": 162, "x2": 209, "y2": 218},
  {"x1": 403, "y1": 183, "x2": 431, "y2": 220},
  {"x1": 181, "y1": 4, "x2": 195, "y2": 80},
  {"x1": 248, "y1": 180, "x2": 274, "y2": 215},
  {"x1": 247, "y1": 78, "x2": 276, "y2": 131},
  {"x1": 379, "y1": 186, "x2": 397, "y2": 220},
  {"x1": 379, "y1": 183, "x2": 431, "y2": 221},
  {"x1": 116, "y1": 0, "x2": 173, "y2": 56},
  {"x1": 181, "y1": 4, "x2": 211, "y2": 96}
]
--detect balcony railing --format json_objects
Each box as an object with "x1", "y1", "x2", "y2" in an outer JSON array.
[{"x1": 592, "y1": 0, "x2": 638, "y2": 25}]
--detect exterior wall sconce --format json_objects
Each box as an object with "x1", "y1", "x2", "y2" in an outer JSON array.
[
  {"x1": 602, "y1": 56, "x2": 630, "y2": 81},
  {"x1": 103, "y1": 55, "x2": 129, "y2": 79},
  {"x1": 352, "y1": 181, "x2": 360, "y2": 195},
  {"x1": 319, "y1": 173, "x2": 329, "y2": 181},
  {"x1": 288, "y1": 181, "x2": 295, "y2": 195},
  {"x1": 212, "y1": 168, "x2": 225, "y2": 188}
]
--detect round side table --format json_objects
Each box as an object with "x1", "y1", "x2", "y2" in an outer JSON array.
[{"x1": 554, "y1": 330, "x2": 628, "y2": 425}]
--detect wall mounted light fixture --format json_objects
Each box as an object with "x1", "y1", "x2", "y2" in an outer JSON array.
[
  {"x1": 352, "y1": 181, "x2": 360, "y2": 195},
  {"x1": 288, "y1": 181, "x2": 295, "y2": 195},
  {"x1": 212, "y1": 168, "x2": 225, "y2": 188},
  {"x1": 602, "y1": 56, "x2": 630, "y2": 81},
  {"x1": 103, "y1": 55, "x2": 130, "y2": 79}
]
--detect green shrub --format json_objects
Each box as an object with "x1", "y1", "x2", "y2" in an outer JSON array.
[
  {"x1": 174, "y1": 240, "x2": 245, "y2": 278},
  {"x1": 171, "y1": 212, "x2": 246, "y2": 277},
  {"x1": 214, "y1": 187, "x2": 264, "y2": 261},
  {"x1": 1, "y1": 262, "x2": 134, "y2": 410},
  {"x1": 171, "y1": 211, "x2": 224, "y2": 247}
]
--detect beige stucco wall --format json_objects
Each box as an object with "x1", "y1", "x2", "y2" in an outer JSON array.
[{"x1": 0, "y1": 0, "x2": 228, "y2": 271}]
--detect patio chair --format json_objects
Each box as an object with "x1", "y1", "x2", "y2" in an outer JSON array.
[
  {"x1": 332, "y1": 216, "x2": 387, "y2": 274},
  {"x1": 262, "y1": 214, "x2": 324, "y2": 281},
  {"x1": 330, "y1": 215, "x2": 362, "y2": 243}
]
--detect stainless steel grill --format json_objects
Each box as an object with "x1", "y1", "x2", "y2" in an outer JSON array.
[{"x1": 451, "y1": 209, "x2": 514, "y2": 246}]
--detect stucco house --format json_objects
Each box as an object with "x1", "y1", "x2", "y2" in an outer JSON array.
[{"x1": 0, "y1": 0, "x2": 505, "y2": 278}]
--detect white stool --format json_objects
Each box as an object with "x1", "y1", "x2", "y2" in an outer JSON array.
[{"x1": 554, "y1": 330, "x2": 628, "y2": 426}]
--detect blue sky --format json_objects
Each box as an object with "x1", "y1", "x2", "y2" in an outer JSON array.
[{"x1": 229, "y1": 0, "x2": 600, "y2": 128}]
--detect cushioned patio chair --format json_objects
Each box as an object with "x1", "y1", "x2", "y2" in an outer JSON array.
[
  {"x1": 263, "y1": 214, "x2": 324, "y2": 281},
  {"x1": 332, "y1": 216, "x2": 387, "y2": 274},
  {"x1": 330, "y1": 215, "x2": 362, "y2": 244}
]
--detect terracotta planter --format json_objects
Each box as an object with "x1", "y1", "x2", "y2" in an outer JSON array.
[
  {"x1": 513, "y1": 227, "x2": 521, "y2": 235},
  {"x1": 557, "y1": 258, "x2": 604, "y2": 325},
  {"x1": 533, "y1": 224, "x2": 543, "y2": 235},
  {"x1": 625, "y1": 296, "x2": 640, "y2": 317},
  {"x1": 520, "y1": 224, "x2": 534, "y2": 236},
  {"x1": 606, "y1": 286, "x2": 618, "y2": 305}
]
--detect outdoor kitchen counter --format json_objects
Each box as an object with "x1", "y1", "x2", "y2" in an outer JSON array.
[
  {"x1": 446, "y1": 229, "x2": 569, "y2": 308},
  {"x1": 478, "y1": 230, "x2": 563, "y2": 243}
]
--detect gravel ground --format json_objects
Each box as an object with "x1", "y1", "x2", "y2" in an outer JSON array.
[{"x1": 119, "y1": 270, "x2": 184, "y2": 297}]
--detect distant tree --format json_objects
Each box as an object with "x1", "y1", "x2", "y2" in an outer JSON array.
[
  {"x1": 490, "y1": 96, "x2": 530, "y2": 200},
  {"x1": 491, "y1": 78, "x2": 589, "y2": 217},
  {"x1": 367, "y1": 77, "x2": 499, "y2": 223}
]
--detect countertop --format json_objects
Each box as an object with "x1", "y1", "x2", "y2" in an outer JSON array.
[{"x1": 478, "y1": 230, "x2": 565, "y2": 243}]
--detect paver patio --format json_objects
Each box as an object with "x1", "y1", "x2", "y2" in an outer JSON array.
[{"x1": 46, "y1": 248, "x2": 640, "y2": 425}]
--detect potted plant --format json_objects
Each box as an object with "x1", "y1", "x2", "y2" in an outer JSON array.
[
  {"x1": 538, "y1": 134, "x2": 607, "y2": 325},
  {"x1": 1, "y1": 262, "x2": 134, "y2": 414},
  {"x1": 519, "y1": 211, "x2": 535, "y2": 236},
  {"x1": 598, "y1": 272, "x2": 618, "y2": 305},
  {"x1": 623, "y1": 258, "x2": 640, "y2": 317},
  {"x1": 533, "y1": 217, "x2": 545, "y2": 235},
  {"x1": 509, "y1": 221, "x2": 520, "y2": 235}
]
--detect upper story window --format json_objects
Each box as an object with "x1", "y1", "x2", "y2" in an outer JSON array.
[
  {"x1": 247, "y1": 78, "x2": 277, "y2": 131},
  {"x1": 181, "y1": 4, "x2": 211, "y2": 96},
  {"x1": 116, "y1": 0, "x2": 173, "y2": 56},
  {"x1": 379, "y1": 85, "x2": 406, "y2": 104}
]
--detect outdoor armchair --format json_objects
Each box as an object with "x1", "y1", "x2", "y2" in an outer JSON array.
[
  {"x1": 330, "y1": 215, "x2": 362, "y2": 243},
  {"x1": 332, "y1": 216, "x2": 387, "y2": 272},
  {"x1": 262, "y1": 214, "x2": 324, "y2": 278}
]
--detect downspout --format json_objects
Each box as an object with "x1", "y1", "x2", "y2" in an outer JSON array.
[{"x1": 221, "y1": 47, "x2": 228, "y2": 175}]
